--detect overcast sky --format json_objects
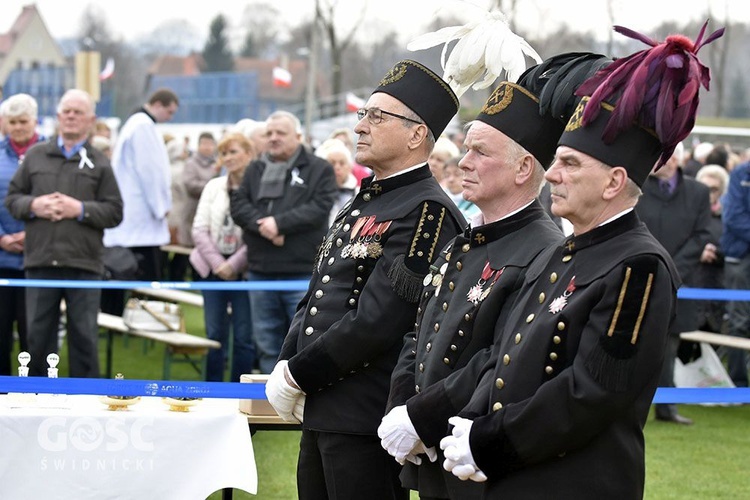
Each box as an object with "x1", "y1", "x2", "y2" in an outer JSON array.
[{"x1": 2, "y1": 0, "x2": 746, "y2": 47}]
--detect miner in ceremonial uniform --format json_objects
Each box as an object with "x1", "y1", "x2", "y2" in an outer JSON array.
[
  {"x1": 439, "y1": 23, "x2": 723, "y2": 499},
  {"x1": 378, "y1": 53, "x2": 613, "y2": 499},
  {"x1": 264, "y1": 60, "x2": 465, "y2": 500}
]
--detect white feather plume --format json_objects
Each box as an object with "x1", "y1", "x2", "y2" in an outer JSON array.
[{"x1": 407, "y1": 8, "x2": 541, "y2": 97}]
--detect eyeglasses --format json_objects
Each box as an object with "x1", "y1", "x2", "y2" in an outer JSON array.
[{"x1": 357, "y1": 107, "x2": 423, "y2": 125}]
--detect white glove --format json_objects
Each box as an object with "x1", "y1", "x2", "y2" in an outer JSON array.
[
  {"x1": 293, "y1": 394, "x2": 305, "y2": 423},
  {"x1": 377, "y1": 405, "x2": 427, "y2": 465},
  {"x1": 405, "y1": 441, "x2": 438, "y2": 465},
  {"x1": 440, "y1": 416, "x2": 488, "y2": 482},
  {"x1": 265, "y1": 360, "x2": 304, "y2": 423}
]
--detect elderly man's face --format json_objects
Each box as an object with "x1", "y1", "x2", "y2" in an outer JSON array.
[
  {"x1": 458, "y1": 121, "x2": 521, "y2": 210},
  {"x1": 353, "y1": 92, "x2": 415, "y2": 171},
  {"x1": 57, "y1": 95, "x2": 96, "y2": 142},
  {"x1": 545, "y1": 146, "x2": 614, "y2": 230},
  {"x1": 4, "y1": 113, "x2": 37, "y2": 145},
  {"x1": 266, "y1": 116, "x2": 301, "y2": 161}
]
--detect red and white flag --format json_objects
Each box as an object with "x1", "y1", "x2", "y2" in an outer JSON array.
[
  {"x1": 99, "y1": 57, "x2": 115, "y2": 81},
  {"x1": 273, "y1": 66, "x2": 292, "y2": 88},
  {"x1": 345, "y1": 92, "x2": 365, "y2": 112}
]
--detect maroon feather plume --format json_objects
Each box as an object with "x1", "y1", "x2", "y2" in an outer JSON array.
[{"x1": 575, "y1": 20, "x2": 725, "y2": 169}]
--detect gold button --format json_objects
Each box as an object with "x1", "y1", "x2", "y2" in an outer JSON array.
[
  {"x1": 322, "y1": 275, "x2": 330, "y2": 283},
  {"x1": 538, "y1": 292, "x2": 546, "y2": 303},
  {"x1": 557, "y1": 321, "x2": 565, "y2": 331},
  {"x1": 442, "y1": 302, "x2": 449, "y2": 311},
  {"x1": 462, "y1": 243, "x2": 470, "y2": 252},
  {"x1": 353, "y1": 289, "x2": 360, "y2": 295},
  {"x1": 553, "y1": 335, "x2": 561, "y2": 344},
  {"x1": 458, "y1": 330, "x2": 465, "y2": 337},
  {"x1": 434, "y1": 323, "x2": 440, "y2": 332},
  {"x1": 450, "y1": 344, "x2": 457, "y2": 351},
  {"x1": 426, "y1": 343, "x2": 432, "y2": 352},
  {"x1": 418, "y1": 363, "x2": 424, "y2": 372},
  {"x1": 526, "y1": 313, "x2": 535, "y2": 323},
  {"x1": 545, "y1": 366, "x2": 553, "y2": 374},
  {"x1": 357, "y1": 265, "x2": 364, "y2": 271},
  {"x1": 550, "y1": 272, "x2": 558, "y2": 283},
  {"x1": 492, "y1": 402, "x2": 503, "y2": 411},
  {"x1": 503, "y1": 354, "x2": 510, "y2": 365},
  {"x1": 343, "y1": 224, "x2": 351, "y2": 231},
  {"x1": 305, "y1": 326, "x2": 314, "y2": 335},
  {"x1": 349, "y1": 298, "x2": 357, "y2": 306},
  {"x1": 550, "y1": 352, "x2": 558, "y2": 361},
  {"x1": 495, "y1": 378, "x2": 505, "y2": 389},
  {"x1": 449, "y1": 281, "x2": 455, "y2": 291},
  {"x1": 328, "y1": 257, "x2": 335, "y2": 265},
  {"x1": 417, "y1": 307, "x2": 422, "y2": 314},
  {"x1": 415, "y1": 384, "x2": 420, "y2": 393},
  {"x1": 315, "y1": 290, "x2": 324, "y2": 299},
  {"x1": 336, "y1": 238, "x2": 343, "y2": 247},
  {"x1": 515, "y1": 333, "x2": 522, "y2": 344},
  {"x1": 464, "y1": 313, "x2": 472, "y2": 322},
  {"x1": 456, "y1": 262, "x2": 463, "y2": 271},
  {"x1": 562, "y1": 255, "x2": 572, "y2": 263},
  {"x1": 350, "y1": 209, "x2": 361, "y2": 217},
  {"x1": 310, "y1": 307, "x2": 318, "y2": 316},
  {"x1": 356, "y1": 277, "x2": 363, "y2": 283},
  {"x1": 443, "y1": 357, "x2": 450, "y2": 365},
  {"x1": 363, "y1": 193, "x2": 371, "y2": 201}
]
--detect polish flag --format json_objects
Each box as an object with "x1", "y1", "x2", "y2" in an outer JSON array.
[
  {"x1": 99, "y1": 57, "x2": 115, "y2": 81},
  {"x1": 345, "y1": 92, "x2": 365, "y2": 112},
  {"x1": 273, "y1": 66, "x2": 292, "y2": 88}
]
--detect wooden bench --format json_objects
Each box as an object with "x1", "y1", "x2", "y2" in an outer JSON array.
[
  {"x1": 680, "y1": 330, "x2": 750, "y2": 351},
  {"x1": 99, "y1": 311, "x2": 220, "y2": 379},
  {"x1": 133, "y1": 287, "x2": 204, "y2": 307}
]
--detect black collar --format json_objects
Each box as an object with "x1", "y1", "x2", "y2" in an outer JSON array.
[
  {"x1": 464, "y1": 201, "x2": 547, "y2": 248},
  {"x1": 561, "y1": 210, "x2": 640, "y2": 255},
  {"x1": 360, "y1": 164, "x2": 432, "y2": 198}
]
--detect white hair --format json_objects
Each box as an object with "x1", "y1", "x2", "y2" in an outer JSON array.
[
  {"x1": 267, "y1": 110, "x2": 302, "y2": 135},
  {"x1": 0, "y1": 93, "x2": 38, "y2": 119},
  {"x1": 315, "y1": 138, "x2": 352, "y2": 164}
]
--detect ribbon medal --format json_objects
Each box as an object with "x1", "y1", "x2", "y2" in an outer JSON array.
[
  {"x1": 548, "y1": 276, "x2": 576, "y2": 314},
  {"x1": 467, "y1": 262, "x2": 504, "y2": 305}
]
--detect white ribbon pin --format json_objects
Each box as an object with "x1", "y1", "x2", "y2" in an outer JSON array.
[{"x1": 78, "y1": 147, "x2": 95, "y2": 169}]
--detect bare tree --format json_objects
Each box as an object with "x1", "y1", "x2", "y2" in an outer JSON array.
[
  {"x1": 135, "y1": 20, "x2": 203, "y2": 56},
  {"x1": 240, "y1": 1, "x2": 283, "y2": 59},
  {"x1": 316, "y1": 0, "x2": 368, "y2": 96}
]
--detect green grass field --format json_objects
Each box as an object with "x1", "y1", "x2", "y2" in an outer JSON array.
[{"x1": 30, "y1": 303, "x2": 750, "y2": 499}]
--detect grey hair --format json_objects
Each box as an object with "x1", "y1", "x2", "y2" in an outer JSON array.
[
  {"x1": 267, "y1": 110, "x2": 303, "y2": 135},
  {"x1": 400, "y1": 107, "x2": 436, "y2": 149},
  {"x1": 57, "y1": 89, "x2": 96, "y2": 116},
  {"x1": 0, "y1": 93, "x2": 38, "y2": 119},
  {"x1": 696, "y1": 164, "x2": 729, "y2": 197}
]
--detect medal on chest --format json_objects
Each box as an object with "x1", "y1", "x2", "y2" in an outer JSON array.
[
  {"x1": 467, "y1": 262, "x2": 504, "y2": 305},
  {"x1": 341, "y1": 216, "x2": 391, "y2": 260},
  {"x1": 548, "y1": 276, "x2": 576, "y2": 314}
]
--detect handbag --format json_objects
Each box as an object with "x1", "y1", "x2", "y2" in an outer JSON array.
[
  {"x1": 122, "y1": 298, "x2": 185, "y2": 332},
  {"x1": 674, "y1": 342, "x2": 735, "y2": 389}
]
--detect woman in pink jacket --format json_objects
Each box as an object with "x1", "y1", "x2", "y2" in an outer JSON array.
[{"x1": 189, "y1": 133, "x2": 255, "y2": 381}]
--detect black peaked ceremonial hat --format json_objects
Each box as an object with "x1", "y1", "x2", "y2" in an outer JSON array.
[
  {"x1": 558, "y1": 22, "x2": 724, "y2": 186},
  {"x1": 475, "y1": 82, "x2": 564, "y2": 169},
  {"x1": 373, "y1": 60, "x2": 459, "y2": 139},
  {"x1": 559, "y1": 97, "x2": 661, "y2": 186}
]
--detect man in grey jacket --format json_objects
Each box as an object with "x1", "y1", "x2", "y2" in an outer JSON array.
[{"x1": 6, "y1": 89, "x2": 123, "y2": 378}]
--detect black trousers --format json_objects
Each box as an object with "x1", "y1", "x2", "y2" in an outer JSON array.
[
  {"x1": 297, "y1": 429, "x2": 409, "y2": 500},
  {"x1": 0, "y1": 268, "x2": 27, "y2": 375},
  {"x1": 25, "y1": 267, "x2": 101, "y2": 378}
]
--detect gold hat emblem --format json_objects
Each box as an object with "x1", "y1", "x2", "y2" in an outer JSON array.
[
  {"x1": 379, "y1": 62, "x2": 408, "y2": 86},
  {"x1": 565, "y1": 97, "x2": 588, "y2": 132},
  {"x1": 481, "y1": 84, "x2": 513, "y2": 115}
]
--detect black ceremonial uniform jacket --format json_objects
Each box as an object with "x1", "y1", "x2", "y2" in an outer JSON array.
[
  {"x1": 280, "y1": 165, "x2": 465, "y2": 434},
  {"x1": 387, "y1": 201, "x2": 561, "y2": 498},
  {"x1": 462, "y1": 211, "x2": 680, "y2": 499}
]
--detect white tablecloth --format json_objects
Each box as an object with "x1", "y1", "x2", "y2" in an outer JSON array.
[{"x1": 0, "y1": 395, "x2": 257, "y2": 499}]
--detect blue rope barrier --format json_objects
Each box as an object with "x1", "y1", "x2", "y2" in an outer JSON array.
[
  {"x1": 0, "y1": 279, "x2": 310, "y2": 291},
  {"x1": 0, "y1": 376, "x2": 747, "y2": 404},
  {"x1": 0, "y1": 376, "x2": 266, "y2": 399},
  {"x1": 0, "y1": 280, "x2": 747, "y2": 300}
]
